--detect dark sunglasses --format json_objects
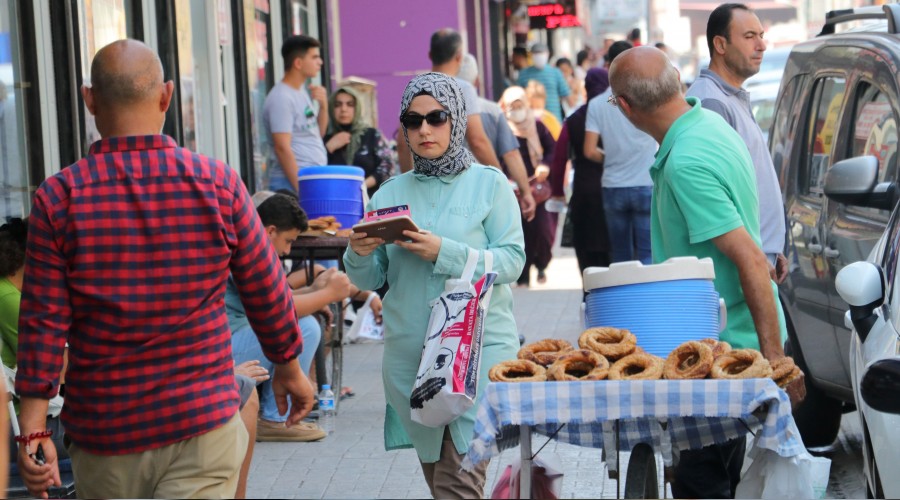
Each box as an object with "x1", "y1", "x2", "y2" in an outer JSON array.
[{"x1": 400, "y1": 110, "x2": 450, "y2": 130}]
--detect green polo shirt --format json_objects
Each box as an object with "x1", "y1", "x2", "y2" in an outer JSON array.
[
  {"x1": 650, "y1": 96, "x2": 786, "y2": 349},
  {"x1": 0, "y1": 277, "x2": 20, "y2": 369}
]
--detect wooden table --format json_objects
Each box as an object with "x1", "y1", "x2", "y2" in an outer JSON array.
[{"x1": 287, "y1": 235, "x2": 350, "y2": 412}]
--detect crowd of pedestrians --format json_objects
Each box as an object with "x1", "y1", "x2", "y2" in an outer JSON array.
[{"x1": 3, "y1": 3, "x2": 809, "y2": 499}]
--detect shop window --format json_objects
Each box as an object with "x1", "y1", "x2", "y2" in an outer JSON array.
[
  {"x1": 285, "y1": 0, "x2": 314, "y2": 37},
  {"x1": 243, "y1": 0, "x2": 274, "y2": 190},
  {"x1": 174, "y1": 0, "x2": 197, "y2": 152},
  {"x1": 0, "y1": 1, "x2": 32, "y2": 220},
  {"x1": 77, "y1": 0, "x2": 130, "y2": 150}
]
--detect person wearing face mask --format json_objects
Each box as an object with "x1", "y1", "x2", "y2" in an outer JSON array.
[
  {"x1": 324, "y1": 86, "x2": 395, "y2": 197},
  {"x1": 500, "y1": 86, "x2": 557, "y2": 287},
  {"x1": 344, "y1": 72, "x2": 524, "y2": 499},
  {"x1": 517, "y1": 43, "x2": 574, "y2": 122}
]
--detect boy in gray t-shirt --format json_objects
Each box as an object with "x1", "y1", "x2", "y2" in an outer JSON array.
[{"x1": 263, "y1": 35, "x2": 329, "y2": 194}]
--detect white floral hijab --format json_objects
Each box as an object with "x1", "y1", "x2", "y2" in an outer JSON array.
[{"x1": 399, "y1": 72, "x2": 473, "y2": 177}]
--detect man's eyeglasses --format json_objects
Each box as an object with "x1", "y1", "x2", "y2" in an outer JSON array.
[
  {"x1": 400, "y1": 110, "x2": 450, "y2": 130},
  {"x1": 607, "y1": 94, "x2": 620, "y2": 107}
]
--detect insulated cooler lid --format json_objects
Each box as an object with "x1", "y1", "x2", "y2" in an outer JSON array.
[
  {"x1": 298, "y1": 165, "x2": 365, "y2": 180},
  {"x1": 583, "y1": 257, "x2": 716, "y2": 291}
]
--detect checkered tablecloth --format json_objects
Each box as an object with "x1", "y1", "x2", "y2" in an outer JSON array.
[{"x1": 462, "y1": 379, "x2": 806, "y2": 471}]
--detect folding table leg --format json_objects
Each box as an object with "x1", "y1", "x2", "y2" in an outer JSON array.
[{"x1": 520, "y1": 425, "x2": 532, "y2": 499}]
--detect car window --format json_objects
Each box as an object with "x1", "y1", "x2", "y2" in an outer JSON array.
[
  {"x1": 881, "y1": 208, "x2": 900, "y2": 302},
  {"x1": 849, "y1": 82, "x2": 899, "y2": 184},
  {"x1": 769, "y1": 75, "x2": 805, "y2": 185},
  {"x1": 802, "y1": 76, "x2": 847, "y2": 195}
]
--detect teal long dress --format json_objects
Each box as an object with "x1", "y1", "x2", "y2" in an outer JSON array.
[{"x1": 343, "y1": 164, "x2": 525, "y2": 462}]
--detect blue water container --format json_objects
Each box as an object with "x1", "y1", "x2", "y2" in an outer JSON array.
[
  {"x1": 297, "y1": 166, "x2": 365, "y2": 229},
  {"x1": 583, "y1": 257, "x2": 725, "y2": 358}
]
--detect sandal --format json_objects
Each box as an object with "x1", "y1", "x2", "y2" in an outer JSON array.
[{"x1": 340, "y1": 387, "x2": 355, "y2": 401}]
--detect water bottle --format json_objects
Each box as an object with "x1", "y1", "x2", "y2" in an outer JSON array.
[
  {"x1": 545, "y1": 198, "x2": 566, "y2": 213},
  {"x1": 318, "y1": 384, "x2": 335, "y2": 436}
]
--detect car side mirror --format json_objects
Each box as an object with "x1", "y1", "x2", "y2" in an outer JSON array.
[
  {"x1": 835, "y1": 261, "x2": 885, "y2": 342},
  {"x1": 861, "y1": 358, "x2": 900, "y2": 414},
  {"x1": 824, "y1": 156, "x2": 900, "y2": 210}
]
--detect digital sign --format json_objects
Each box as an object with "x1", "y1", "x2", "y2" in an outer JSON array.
[{"x1": 528, "y1": 2, "x2": 581, "y2": 30}]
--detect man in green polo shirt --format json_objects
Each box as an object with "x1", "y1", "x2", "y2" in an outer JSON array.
[{"x1": 608, "y1": 46, "x2": 805, "y2": 498}]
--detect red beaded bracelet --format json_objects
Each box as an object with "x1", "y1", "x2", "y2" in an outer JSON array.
[{"x1": 14, "y1": 430, "x2": 53, "y2": 446}]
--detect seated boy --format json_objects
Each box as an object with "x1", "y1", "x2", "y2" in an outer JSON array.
[{"x1": 227, "y1": 191, "x2": 355, "y2": 441}]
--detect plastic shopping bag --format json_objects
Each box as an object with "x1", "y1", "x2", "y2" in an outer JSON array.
[
  {"x1": 490, "y1": 454, "x2": 565, "y2": 499},
  {"x1": 346, "y1": 293, "x2": 384, "y2": 343},
  {"x1": 735, "y1": 444, "x2": 831, "y2": 499},
  {"x1": 410, "y1": 249, "x2": 496, "y2": 427}
]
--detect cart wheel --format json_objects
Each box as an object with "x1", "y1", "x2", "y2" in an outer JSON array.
[{"x1": 624, "y1": 443, "x2": 658, "y2": 499}]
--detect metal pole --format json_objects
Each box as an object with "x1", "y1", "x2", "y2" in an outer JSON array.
[{"x1": 520, "y1": 425, "x2": 532, "y2": 499}]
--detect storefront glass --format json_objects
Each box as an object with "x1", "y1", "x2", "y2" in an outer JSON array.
[
  {"x1": 286, "y1": 0, "x2": 311, "y2": 36},
  {"x1": 0, "y1": 0, "x2": 31, "y2": 220},
  {"x1": 243, "y1": 0, "x2": 273, "y2": 190},
  {"x1": 175, "y1": 0, "x2": 198, "y2": 151},
  {"x1": 77, "y1": 0, "x2": 129, "y2": 150}
]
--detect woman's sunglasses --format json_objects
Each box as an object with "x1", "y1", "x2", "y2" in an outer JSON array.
[{"x1": 400, "y1": 110, "x2": 450, "y2": 130}]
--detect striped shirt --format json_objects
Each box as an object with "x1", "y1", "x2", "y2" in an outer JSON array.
[{"x1": 16, "y1": 135, "x2": 302, "y2": 455}]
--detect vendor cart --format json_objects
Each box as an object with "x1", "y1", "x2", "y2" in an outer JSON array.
[{"x1": 463, "y1": 378, "x2": 806, "y2": 499}]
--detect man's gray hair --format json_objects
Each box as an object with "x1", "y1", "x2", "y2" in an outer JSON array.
[{"x1": 612, "y1": 61, "x2": 681, "y2": 113}]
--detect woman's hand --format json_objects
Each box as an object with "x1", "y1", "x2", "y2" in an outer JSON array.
[
  {"x1": 394, "y1": 230, "x2": 441, "y2": 262},
  {"x1": 349, "y1": 230, "x2": 384, "y2": 256},
  {"x1": 325, "y1": 131, "x2": 352, "y2": 153},
  {"x1": 534, "y1": 165, "x2": 550, "y2": 183}
]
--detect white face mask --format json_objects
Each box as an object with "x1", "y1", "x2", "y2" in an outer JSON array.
[
  {"x1": 532, "y1": 53, "x2": 549, "y2": 69},
  {"x1": 507, "y1": 108, "x2": 529, "y2": 123}
]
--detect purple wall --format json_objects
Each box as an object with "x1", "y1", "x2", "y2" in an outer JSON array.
[{"x1": 328, "y1": 0, "x2": 464, "y2": 138}]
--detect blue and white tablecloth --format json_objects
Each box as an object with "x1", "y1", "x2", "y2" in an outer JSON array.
[{"x1": 462, "y1": 379, "x2": 806, "y2": 471}]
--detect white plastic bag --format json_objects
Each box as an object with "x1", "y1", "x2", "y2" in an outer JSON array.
[
  {"x1": 490, "y1": 453, "x2": 565, "y2": 499},
  {"x1": 410, "y1": 249, "x2": 496, "y2": 427},
  {"x1": 345, "y1": 293, "x2": 384, "y2": 343},
  {"x1": 735, "y1": 444, "x2": 831, "y2": 499}
]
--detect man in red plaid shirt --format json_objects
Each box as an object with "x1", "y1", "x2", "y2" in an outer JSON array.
[{"x1": 15, "y1": 39, "x2": 315, "y2": 499}]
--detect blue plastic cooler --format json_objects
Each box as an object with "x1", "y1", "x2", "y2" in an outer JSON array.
[
  {"x1": 297, "y1": 165, "x2": 365, "y2": 229},
  {"x1": 582, "y1": 257, "x2": 725, "y2": 357}
]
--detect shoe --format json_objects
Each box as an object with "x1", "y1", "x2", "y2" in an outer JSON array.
[
  {"x1": 537, "y1": 270, "x2": 547, "y2": 284},
  {"x1": 256, "y1": 418, "x2": 326, "y2": 442}
]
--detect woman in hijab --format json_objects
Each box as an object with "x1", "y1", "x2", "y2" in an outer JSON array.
[
  {"x1": 324, "y1": 86, "x2": 395, "y2": 197},
  {"x1": 500, "y1": 85, "x2": 557, "y2": 286},
  {"x1": 343, "y1": 73, "x2": 524, "y2": 498},
  {"x1": 549, "y1": 69, "x2": 612, "y2": 287}
]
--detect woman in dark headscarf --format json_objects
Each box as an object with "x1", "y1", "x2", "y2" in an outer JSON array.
[
  {"x1": 343, "y1": 73, "x2": 525, "y2": 498},
  {"x1": 549, "y1": 68, "x2": 612, "y2": 284},
  {"x1": 324, "y1": 86, "x2": 395, "y2": 197}
]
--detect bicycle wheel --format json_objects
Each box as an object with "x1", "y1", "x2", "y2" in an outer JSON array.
[{"x1": 624, "y1": 442, "x2": 658, "y2": 499}]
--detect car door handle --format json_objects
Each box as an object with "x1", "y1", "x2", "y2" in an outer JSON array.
[
  {"x1": 824, "y1": 247, "x2": 840, "y2": 259},
  {"x1": 808, "y1": 243, "x2": 823, "y2": 254}
]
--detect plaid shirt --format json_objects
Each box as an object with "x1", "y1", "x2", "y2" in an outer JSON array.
[{"x1": 16, "y1": 135, "x2": 302, "y2": 455}]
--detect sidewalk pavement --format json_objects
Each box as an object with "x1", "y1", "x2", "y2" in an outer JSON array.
[{"x1": 246, "y1": 247, "x2": 864, "y2": 499}]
